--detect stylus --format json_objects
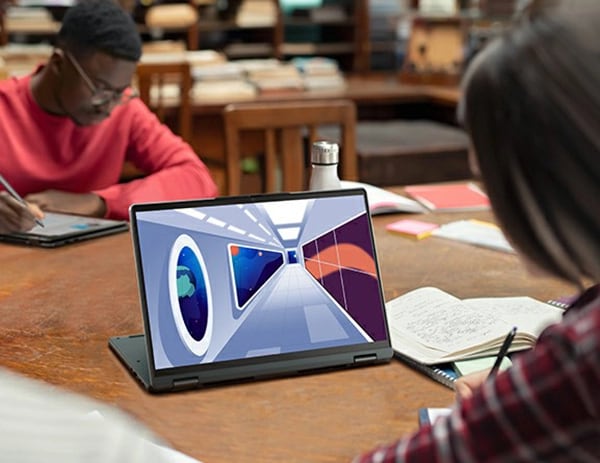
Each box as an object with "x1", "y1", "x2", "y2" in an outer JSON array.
[{"x1": 0, "y1": 174, "x2": 44, "y2": 228}]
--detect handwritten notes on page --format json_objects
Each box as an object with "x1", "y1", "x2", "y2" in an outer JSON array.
[{"x1": 386, "y1": 287, "x2": 564, "y2": 364}]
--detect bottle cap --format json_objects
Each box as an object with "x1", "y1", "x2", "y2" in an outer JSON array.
[{"x1": 311, "y1": 141, "x2": 339, "y2": 165}]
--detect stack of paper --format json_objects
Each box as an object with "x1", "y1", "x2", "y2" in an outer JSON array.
[{"x1": 432, "y1": 219, "x2": 514, "y2": 253}]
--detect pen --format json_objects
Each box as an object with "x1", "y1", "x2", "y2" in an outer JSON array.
[
  {"x1": 488, "y1": 326, "x2": 517, "y2": 379},
  {"x1": 0, "y1": 174, "x2": 44, "y2": 228}
]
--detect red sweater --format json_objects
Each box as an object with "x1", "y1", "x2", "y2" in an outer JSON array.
[
  {"x1": 0, "y1": 72, "x2": 218, "y2": 220},
  {"x1": 354, "y1": 285, "x2": 600, "y2": 462}
]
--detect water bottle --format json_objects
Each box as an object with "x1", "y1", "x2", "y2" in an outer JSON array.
[{"x1": 308, "y1": 141, "x2": 341, "y2": 191}]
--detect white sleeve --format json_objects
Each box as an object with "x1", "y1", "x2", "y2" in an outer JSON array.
[{"x1": 0, "y1": 367, "x2": 201, "y2": 463}]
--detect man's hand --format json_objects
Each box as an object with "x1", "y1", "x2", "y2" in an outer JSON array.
[
  {"x1": 25, "y1": 190, "x2": 107, "y2": 218},
  {"x1": 0, "y1": 191, "x2": 45, "y2": 233},
  {"x1": 455, "y1": 369, "x2": 489, "y2": 401}
]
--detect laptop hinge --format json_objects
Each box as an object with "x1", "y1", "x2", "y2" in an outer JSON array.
[
  {"x1": 353, "y1": 353, "x2": 377, "y2": 364},
  {"x1": 172, "y1": 377, "x2": 200, "y2": 390}
]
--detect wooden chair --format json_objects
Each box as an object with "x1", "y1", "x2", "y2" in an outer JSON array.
[
  {"x1": 120, "y1": 58, "x2": 193, "y2": 182},
  {"x1": 351, "y1": 119, "x2": 471, "y2": 186},
  {"x1": 326, "y1": 16, "x2": 471, "y2": 187},
  {"x1": 135, "y1": 58, "x2": 193, "y2": 143},
  {"x1": 222, "y1": 99, "x2": 357, "y2": 196},
  {"x1": 144, "y1": 2, "x2": 199, "y2": 50}
]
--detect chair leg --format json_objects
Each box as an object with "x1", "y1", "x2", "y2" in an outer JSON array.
[
  {"x1": 281, "y1": 128, "x2": 304, "y2": 192},
  {"x1": 264, "y1": 130, "x2": 278, "y2": 192},
  {"x1": 225, "y1": 133, "x2": 242, "y2": 196}
]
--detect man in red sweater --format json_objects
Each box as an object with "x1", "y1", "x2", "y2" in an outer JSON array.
[{"x1": 0, "y1": 0, "x2": 217, "y2": 233}]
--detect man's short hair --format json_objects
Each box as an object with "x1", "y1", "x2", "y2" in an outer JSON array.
[{"x1": 57, "y1": 0, "x2": 142, "y2": 62}]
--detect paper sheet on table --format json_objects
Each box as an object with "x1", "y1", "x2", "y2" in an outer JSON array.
[{"x1": 432, "y1": 219, "x2": 515, "y2": 253}]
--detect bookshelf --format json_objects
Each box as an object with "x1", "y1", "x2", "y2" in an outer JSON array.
[
  {"x1": 280, "y1": 0, "x2": 370, "y2": 73},
  {"x1": 369, "y1": 0, "x2": 408, "y2": 72},
  {"x1": 193, "y1": 0, "x2": 372, "y2": 73},
  {"x1": 194, "y1": 0, "x2": 283, "y2": 59},
  {"x1": 0, "y1": 0, "x2": 371, "y2": 74}
]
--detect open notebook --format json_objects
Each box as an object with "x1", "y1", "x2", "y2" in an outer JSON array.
[{"x1": 109, "y1": 189, "x2": 393, "y2": 393}]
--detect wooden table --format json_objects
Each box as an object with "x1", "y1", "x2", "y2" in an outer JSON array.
[{"x1": 0, "y1": 207, "x2": 574, "y2": 463}]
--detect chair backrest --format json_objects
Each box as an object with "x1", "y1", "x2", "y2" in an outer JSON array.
[
  {"x1": 135, "y1": 58, "x2": 193, "y2": 143},
  {"x1": 144, "y1": 2, "x2": 199, "y2": 50},
  {"x1": 223, "y1": 99, "x2": 357, "y2": 196},
  {"x1": 400, "y1": 16, "x2": 465, "y2": 86}
]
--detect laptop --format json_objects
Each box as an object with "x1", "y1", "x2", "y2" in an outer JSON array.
[
  {"x1": 109, "y1": 188, "x2": 393, "y2": 393},
  {"x1": 0, "y1": 212, "x2": 129, "y2": 248}
]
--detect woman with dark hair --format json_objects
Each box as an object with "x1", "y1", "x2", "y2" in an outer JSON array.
[{"x1": 354, "y1": 0, "x2": 600, "y2": 461}]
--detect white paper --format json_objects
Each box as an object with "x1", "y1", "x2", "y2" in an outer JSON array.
[
  {"x1": 432, "y1": 220, "x2": 515, "y2": 253},
  {"x1": 340, "y1": 180, "x2": 426, "y2": 214}
]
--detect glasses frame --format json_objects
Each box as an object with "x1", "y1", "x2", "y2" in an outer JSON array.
[{"x1": 63, "y1": 50, "x2": 138, "y2": 107}]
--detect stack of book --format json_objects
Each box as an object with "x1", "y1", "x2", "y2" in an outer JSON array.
[
  {"x1": 404, "y1": 182, "x2": 490, "y2": 212},
  {"x1": 246, "y1": 63, "x2": 304, "y2": 94},
  {"x1": 292, "y1": 57, "x2": 346, "y2": 91},
  {"x1": 418, "y1": 0, "x2": 458, "y2": 16},
  {"x1": 5, "y1": 5, "x2": 58, "y2": 31},
  {"x1": 188, "y1": 51, "x2": 257, "y2": 102},
  {"x1": 0, "y1": 43, "x2": 52, "y2": 77},
  {"x1": 235, "y1": 0, "x2": 278, "y2": 27},
  {"x1": 309, "y1": 4, "x2": 347, "y2": 22}
]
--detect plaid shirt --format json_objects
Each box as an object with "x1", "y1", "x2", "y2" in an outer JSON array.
[{"x1": 354, "y1": 285, "x2": 600, "y2": 463}]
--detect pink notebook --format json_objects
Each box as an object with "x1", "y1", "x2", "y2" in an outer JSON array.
[{"x1": 404, "y1": 183, "x2": 490, "y2": 211}]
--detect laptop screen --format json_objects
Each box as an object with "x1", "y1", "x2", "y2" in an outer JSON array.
[{"x1": 131, "y1": 189, "x2": 389, "y2": 374}]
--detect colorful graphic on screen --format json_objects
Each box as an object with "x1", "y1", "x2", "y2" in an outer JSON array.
[
  {"x1": 229, "y1": 245, "x2": 284, "y2": 309},
  {"x1": 135, "y1": 194, "x2": 387, "y2": 371},
  {"x1": 302, "y1": 214, "x2": 385, "y2": 341},
  {"x1": 168, "y1": 234, "x2": 213, "y2": 357}
]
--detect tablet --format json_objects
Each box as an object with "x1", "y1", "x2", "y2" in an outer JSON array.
[{"x1": 0, "y1": 212, "x2": 129, "y2": 247}]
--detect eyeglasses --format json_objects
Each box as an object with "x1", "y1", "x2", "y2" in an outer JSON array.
[{"x1": 64, "y1": 50, "x2": 138, "y2": 107}]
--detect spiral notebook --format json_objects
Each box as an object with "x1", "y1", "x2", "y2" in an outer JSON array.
[
  {"x1": 394, "y1": 351, "x2": 458, "y2": 390},
  {"x1": 394, "y1": 297, "x2": 569, "y2": 390}
]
